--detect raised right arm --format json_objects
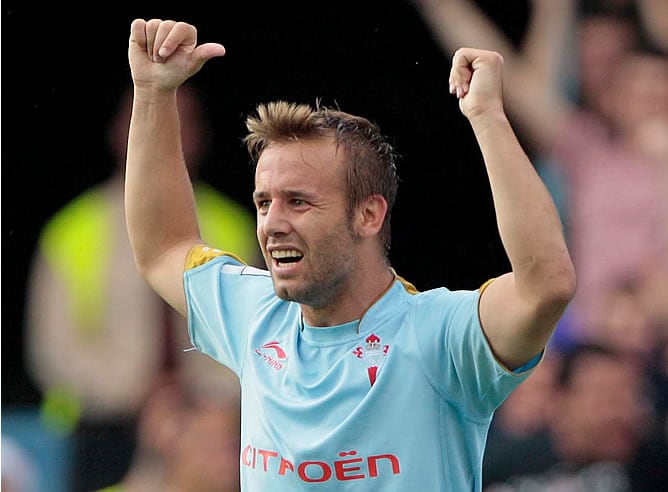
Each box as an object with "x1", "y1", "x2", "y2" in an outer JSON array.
[{"x1": 125, "y1": 19, "x2": 226, "y2": 315}]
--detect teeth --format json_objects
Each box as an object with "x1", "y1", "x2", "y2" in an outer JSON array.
[{"x1": 271, "y1": 250, "x2": 303, "y2": 259}]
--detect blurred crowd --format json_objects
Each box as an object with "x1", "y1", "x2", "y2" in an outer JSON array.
[
  {"x1": 3, "y1": 1, "x2": 668, "y2": 490},
  {"x1": 3, "y1": 82, "x2": 259, "y2": 491},
  {"x1": 416, "y1": 0, "x2": 668, "y2": 489}
]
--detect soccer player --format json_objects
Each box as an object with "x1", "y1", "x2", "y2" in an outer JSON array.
[{"x1": 125, "y1": 19, "x2": 576, "y2": 490}]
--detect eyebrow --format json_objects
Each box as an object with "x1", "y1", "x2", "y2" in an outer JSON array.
[{"x1": 252, "y1": 189, "x2": 318, "y2": 201}]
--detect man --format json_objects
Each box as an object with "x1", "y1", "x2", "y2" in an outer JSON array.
[
  {"x1": 484, "y1": 343, "x2": 666, "y2": 491},
  {"x1": 25, "y1": 81, "x2": 259, "y2": 491},
  {"x1": 125, "y1": 18, "x2": 576, "y2": 490}
]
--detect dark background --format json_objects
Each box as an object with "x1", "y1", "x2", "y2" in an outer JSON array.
[{"x1": 3, "y1": 1, "x2": 528, "y2": 405}]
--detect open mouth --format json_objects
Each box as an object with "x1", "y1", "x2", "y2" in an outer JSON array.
[{"x1": 271, "y1": 249, "x2": 304, "y2": 266}]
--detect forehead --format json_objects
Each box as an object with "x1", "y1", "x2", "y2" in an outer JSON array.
[{"x1": 254, "y1": 137, "x2": 346, "y2": 190}]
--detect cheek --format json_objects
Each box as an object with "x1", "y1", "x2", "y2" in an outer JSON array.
[
  {"x1": 316, "y1": 220, "x2": 357, "y2": 253},
  {"x1": 256, "y1": 215, "x2": 268, "y2": 240},
  {"x1": 291, "y1": 208, "x2": 355, "y2": 250},
  {"x1": 256, "y1": 226, "x2": 270, "y2": 261}
]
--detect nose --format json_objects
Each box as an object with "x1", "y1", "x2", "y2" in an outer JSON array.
[{"x1": 261, "y1": 200, "x2": 291, "y2": 237}]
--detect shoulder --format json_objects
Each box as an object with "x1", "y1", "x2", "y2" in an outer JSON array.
[
  {"x1": 185, "y1": 244, "x2": 270, "y2": 281},
  {"x1": 42, "y1": 187, "x2": 109, "y2": 238},
  {"x1": 186, "y1": 244, "x2": 246, "y2": 270},
  {"x1": 39, "y1": 186, "x2": 113, "y2": 265}
]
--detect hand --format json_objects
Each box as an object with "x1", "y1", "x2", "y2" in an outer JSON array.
[
  {"x1": 449, "y1": 47, "x2": 505, "y2": 120},
  {"x1": 128, "y1": 19, "x2": 226, "y2": 91}
]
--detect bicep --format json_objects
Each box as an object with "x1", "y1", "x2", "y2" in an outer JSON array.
[
  {"x1": 142, "y1": 240, "x2": 204, "y2": 317},
  {"x1": 478, "y1": 273, "x2": 554, "y2": 370}
]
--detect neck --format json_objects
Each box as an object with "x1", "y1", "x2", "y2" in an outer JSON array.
[{"x1": 301, "y1": 265, "x2": 395, "y2": 327}]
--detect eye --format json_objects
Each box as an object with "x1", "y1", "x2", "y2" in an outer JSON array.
[
  {"x1": 255, "y1": 200, "x2": 271, "y2": 212},
  {"x1": 291, "y1": 198, "x2": 306, "y2": 207}
]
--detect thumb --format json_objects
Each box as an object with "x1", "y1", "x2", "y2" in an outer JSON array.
[{"x1": 194, "y1": 43, "x2": 227, "y2": 63}]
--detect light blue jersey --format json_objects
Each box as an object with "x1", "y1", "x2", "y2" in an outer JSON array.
[{"x1": 184, "y1": 247, "x2": 538, "y2": 491}]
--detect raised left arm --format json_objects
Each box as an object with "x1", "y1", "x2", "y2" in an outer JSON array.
[{"x1": 449, "y1": 48, "x2": 576, "y2": 369}]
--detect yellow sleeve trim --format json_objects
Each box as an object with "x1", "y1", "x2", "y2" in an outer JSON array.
[
  {"x1": 479, "y1": 277, "x2": 495, "y2": 294},
  {"x1": 389, "y1": 268, "x2": 419, "y2": 294},
  {"x1": 184, "y1": 244, "x2": 246, "y2": 270}
]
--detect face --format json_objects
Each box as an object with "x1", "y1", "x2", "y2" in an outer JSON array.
[
  {"x1": 577, "y1": 17, "x2": 636, "y2": 114},
  {"x1": 498, "y1": 354, "x2": 560, "y2": 435},
  {"x1": 253, "y1": 138, "x2": 360, "y2": 308},
  {"x1": 560, "y1": 354, "x2": 651, "y2": 463},
  {"x1": 591, "y1": 285, "x2": 658, "y2": 359},
  {"x1": 607, "y1": 53, "x2": 668, "y2": 134}
]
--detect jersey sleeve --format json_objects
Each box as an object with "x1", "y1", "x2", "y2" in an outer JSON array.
[
  {"x1": 413, "y1": 282, "x2": 538, "y2": 418},
  {"x1": 183, "y1": 244, "x2": 274, "y2": 375}
]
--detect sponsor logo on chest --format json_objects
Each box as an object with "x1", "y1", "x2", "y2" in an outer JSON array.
[{"x1": 254, "y1": 341, "x2": 287, "y2": 371}]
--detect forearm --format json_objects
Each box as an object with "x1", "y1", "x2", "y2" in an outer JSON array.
[
  {"x1": 469, "y1": 110, "x2": 574, "y2": 300},
  {"x1": 638, "y1": 0, "x2": 668, "y2": 53},
  {"x1": 125, "y1": 87, "x2": 201, "y2": 275},
  {"x1": 522, "y1": 0, "x2": 576, "y2": 87},
  {"x1": 416, "y1": 0, "x2": 518, "y2": 58}
]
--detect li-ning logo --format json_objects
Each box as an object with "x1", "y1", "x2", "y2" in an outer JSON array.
[
  {"x1": 352, "y1": 333, "x2": 390, "y2": 386},
  {"x1": 255, "y1": 341, "x2": 287, "y2": 371}
]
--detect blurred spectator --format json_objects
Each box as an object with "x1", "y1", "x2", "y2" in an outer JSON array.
[
  {"x1": 1, "y1": 435, "x2": 39, "y2": 492},
  {"x1": 587, "y1": 274, "x2": 661, "y2": 362},
  {"x1": 96, "y1": 362, "x2": 241, "y2": 492},
  {"x1": 636, "y1": 0, "x2": 668, "y2": 52},
  {"x1": 483, "y1": 352, "x2": 562, "y2": 487},
  {"x1": 24, "y1": 82, "x2": 260, "y2": 491},
  {"x1": 414, "y1": 0, "x2": 668, "y2": 342},
  {"x1": 486, "y1": 343, "x2": 667, "y2": 491}
]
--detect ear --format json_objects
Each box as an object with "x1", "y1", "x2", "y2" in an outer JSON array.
[{"x1": 355, "y1": 194, "x2": 388, "y2": 238}]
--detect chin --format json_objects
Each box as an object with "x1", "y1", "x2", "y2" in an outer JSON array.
[
  {"x1": 273, "y1": 288, "x2": 292, "y2": 301},
  {"x1": 271, "y1": 280, "x2": 297, "y2": 302}
]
